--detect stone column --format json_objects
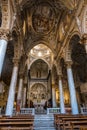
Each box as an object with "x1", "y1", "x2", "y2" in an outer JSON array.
[
  {"x1": 0, "y1": 29, "x2": 9, "y2": 76},
  {"x1": 58, "y1": 76, "x2": 65, "y2": 113},
  {"x1": 52, "y1": 85, "x2": 57, "y2": 107},
  {"x1": 56, "y1": 63, "x2": 65, "y2": 113},
  {"x1": 5, "y1": 59, "x2": 19, "y2": 116},
  {"x1": 22, "y1": 87, "x2": 26, "y2": 108},
  {"x1": 16, "y1": 73, "x2": 23, "y2": 113},
  {"x1": 66, "y1": 62, "x2": 79, "y2": 114}
]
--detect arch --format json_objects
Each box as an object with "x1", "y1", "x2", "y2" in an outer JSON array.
[
  {"x1": 26, "y1": 40, "x2": 55, "y2": 55},
  {"x1": 69, "y1": 31, "x2": 81, "y2": 40},
  {"x1": 28, "y1": 58, "x2": 51, "y2": 70},
  {"x1": 66, "y1": 34, "x2": 81, "y2": 63},
  {"x1": 69, "y1": 34, "x2": 80, "y2": 48},
  {"x1": 68, "y1": 33, "x2": 87, "y2": 83},
  {"x1": 30, "y1": 82, "x2": 47, "y2": 89},
  {"x1": 12, "y1": 27, "x2": 19, "y2": 38},
  {"x1": 66, "y1": 32, "x2": 81, "y2": 51}
]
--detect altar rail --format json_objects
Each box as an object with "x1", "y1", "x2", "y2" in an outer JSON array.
[
  {"x1": 47, "y1": 108, "x2": 60, "y2": 114},
  {"x1": 47, "y1": 107, "x2": 72, "y2": 114},
  {"x1": 81, "y1": 107, "x2": 87, "y2": 114},
  {"x1": 13, "y1": 108, "x2": 35, "y2": 115},
  {"x1": 12, "y1": 107, "x2": 87, "y2": 115}
]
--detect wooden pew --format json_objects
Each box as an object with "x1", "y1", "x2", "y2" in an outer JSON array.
[
  {"x1": 0, "y1": 121, "x2": 33, "y2": 126},
  {"x1": 61, "y1": 117, "x2": 87, "y2": 130},
  {"x1": 0, "y1": 126, "x2": 33, "y2": 130},
  {"x1": 0, "y1": 114, "x2": 34, "y2": 130},
  {"x1": 80, "y1": 126, "x2": 87, "y2": 130},
  {"x1": 0, "y1": 118, "x2": 34, "y2": 122},
  {"x1": 54, "y1": 114, "x2": 80, "y2": 129},
  {"x1": 0, "y1": 121, "x2": 34, "y2": 130},
  {"x1": 54, "y1": 114, "x2": 87, "y2": 130},
  {"x1": 54, "y1": 114, "x2": 74, "y2": 129},
  {"x1": 70, "y1": 121, "x2": 87, "y2": 130}
]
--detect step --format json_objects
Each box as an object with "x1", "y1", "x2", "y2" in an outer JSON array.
[
  {"x1": 34, "y1": 114, "x2": 56, "y2": 130},
  {"x1": 34, "y1": 127, "x2": 55, "y2": 130}
]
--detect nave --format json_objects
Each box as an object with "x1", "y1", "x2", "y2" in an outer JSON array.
[{"x1": 0, "y1": 0, "x2": 87, "y2": 129}]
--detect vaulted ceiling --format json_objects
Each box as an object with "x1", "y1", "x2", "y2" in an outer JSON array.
[
  {"x1": 19, "y1": 0, "x2": 77, "y2": 10},
  {"x1": 20, "y1": 0, "x2": 74, "y2": 55}
]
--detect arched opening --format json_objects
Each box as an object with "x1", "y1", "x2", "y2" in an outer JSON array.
[
  {"x1": 69, "y1": 34, "x2": 87, "y2": 107},
  {"x1": 30, "y1": 83, "x2": 47, "y2": 113},
  {"x1": 26, "y1": 44, "x2": 54, "y2": 113},
  {"x1": 70, "y1": 35, "x2": 87, "y2": 83},
  {"x1": 30, "y1": 59, "x2": 49, "y2": 79}
]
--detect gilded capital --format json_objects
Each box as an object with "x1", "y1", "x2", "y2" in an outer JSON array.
[
  {"x1": 0, "y1": 29, "x2": 10, "y2": 41},
  {"x1": 66, "y1": 61, "x2": 73, "y2": 68}
]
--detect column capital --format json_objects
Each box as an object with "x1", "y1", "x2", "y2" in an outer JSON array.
[
  {"x1": 58, "y1": 75, "x2": 62, "y2": 80},
  {"x1": 13, "y1": 58, "x2": 19, "y2": 66},
  {"x1": 0, "y1": 29, "x2": 10, "y2": 41},
  {"x1": 19, "y1": 72, "x2": 24, "y2": 78},
  {"x1": 66, "y1": 61, "x2": 73, "y2": 68},
  {"x1": 80, "y1": 34, "x2": 87, "y2": 44}
]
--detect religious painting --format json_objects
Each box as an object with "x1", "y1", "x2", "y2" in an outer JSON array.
[{"x1": 32, "y1": 3, "x2": 55, "y2": 34}]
